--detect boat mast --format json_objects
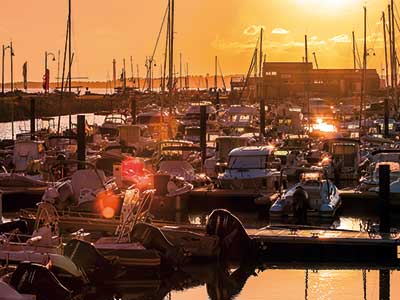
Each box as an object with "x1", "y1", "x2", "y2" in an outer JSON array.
[
  {"x1": 214, "y1": 56, "x2": 218, "y2": 90},
  {"x1": 130, "y1": 56, "x2": 134, "y2": 87},
  {"x1": 359, "y1": 6, "x2": 367, "y2": 134},
  {"x1": 391, "y1": 0, "x2": 398, "y2": 108},
  {"x1": 68, "y1": 0, "x2": 72, "y2": 130},
  {"x1": 352, "y1": 31, "x2": 357, "y2": 70},
  {"x1": 383, "y1": 11, "x2": 390, "y2": 98},
  {"x1": 179, "y1": 52, "x2": 182, "y2": 90},
  {"x1": 259, "y1": 27, "x2": 263, "y2": 77},
  {"x1": 304, "y1": 34, "x2": 310, "y2": 132},
  {"x1": 168, "y1": 0, "x2": 174, "y2": 113},
  {"x1": 57, "y1": 2, "x2": 70, "y2": 134}
]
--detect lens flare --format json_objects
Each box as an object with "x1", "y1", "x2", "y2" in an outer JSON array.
[
  {"x1": 97, "y1": 190, "x2": 120, "y2": 219},
  {"x1": 102, "y1": 207, "x2": 116, "y2": 219}
]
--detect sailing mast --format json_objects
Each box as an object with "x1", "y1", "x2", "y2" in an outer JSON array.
[
  {"x1": 352, "y1": 31, "x2": 357, "y2": 70},
  {"x1": 390, "y1": 0, "x2": 398, "y2": 108},
  {"x1": 130, "y1": 56, "x2": 134, "y2": 87},
  {"x1": 179, "y1": 52, "x2": 182, "y2": 90},
  {"x1": 304, "y1": 34, "x2": 310, "y2": 131},
  {"x1": 168, "y1": 0, "x2": 175, "y2": 114},
  {"x1": 383, "y1": 12, "x2": 390, "y2": 97},
  {"x1": 259, "y1": 28, "x2": 263, "y2": 77},
  {"x1": 214, "y1": 56, "x2": 218, "y2": 90},
  {"x1": 68, "y1": 0, "x2": 72, "y2": 130},
  {"x1": 359, "y1": 6, "x2": 367, "y2": 134}
]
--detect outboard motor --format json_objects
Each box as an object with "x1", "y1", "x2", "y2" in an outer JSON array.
[
  {"x1": 206, "y1": 209, "x2": 253, "y2": 262},
  {"x1": 131, "y1": 223, "x2": 187, "y2": 267},
  {"x1": 292, "y1": 186, "x2": 309, "y2": 225},
  {"x1": 10, "y1": 262, "x2": 72, "y2": 300},
  {"x1": 64, "y1": 239, "x2": 115, "y2": 281}
]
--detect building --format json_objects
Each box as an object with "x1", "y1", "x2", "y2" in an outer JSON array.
[{"x1": 262, "y1": 62, "x2": 380, "y2": 99}]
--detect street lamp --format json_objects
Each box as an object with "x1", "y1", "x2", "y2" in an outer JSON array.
[
  {"x1": 1, "y1": 42, "x2": 14, "y2": 95},
  {"x1": 44, "y1": 51, "x2": 56, "y2": 94}
]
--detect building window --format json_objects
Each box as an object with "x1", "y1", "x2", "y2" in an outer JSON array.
[
  {"x1": 265, "y1": 71, "x2": 278, "y2": 76},
  {"x1": 281, "y1": 74, "x2": 292, "y2": 79}
]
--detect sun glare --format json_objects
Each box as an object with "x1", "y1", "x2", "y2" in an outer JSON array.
[{"x1": 296, "y1": 0, "x2": 349, "y2": 12}]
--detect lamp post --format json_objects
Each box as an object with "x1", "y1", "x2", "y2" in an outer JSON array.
[
  {"x1": 1, "y1": 42, "x2": 14, "y2": 95},
  {"x1": 44, "y1": 51, "x2": 56, "y2": 94}
]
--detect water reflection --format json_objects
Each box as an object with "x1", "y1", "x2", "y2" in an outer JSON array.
[{"x1": 80, "y1": 263, "x2": 397, "y2": 300}]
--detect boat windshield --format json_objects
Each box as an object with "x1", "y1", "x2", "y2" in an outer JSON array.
[{"x1": 228, "y1": 155, "x2": 266, "y2": 169}]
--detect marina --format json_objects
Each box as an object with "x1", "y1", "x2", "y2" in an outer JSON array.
[{"x1": 1, "y1": 0, "x2": 400, "y2": 299}]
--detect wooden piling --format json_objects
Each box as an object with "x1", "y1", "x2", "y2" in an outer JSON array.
[
  {"x1": 379, "y1": 269, "x2": 390, "y2": 300},
  {"x1": 379, "y1": 164, "x2": 390, "y2": 233},
  {"x1": 30, "y1": 97, "x2": 35, "y2": 140},
  {"x1": 131, "y1": 93, "x2": 137, "y2": 124},
  {"x1": 77, "y1": 115, "x2": 86, "y2": 169},
  {"x1": 384, "y1": 98, "x2": 389, "y2": 138},
  {"x1": 0, "y1": 191, "x2": 2, "y2": 224}
]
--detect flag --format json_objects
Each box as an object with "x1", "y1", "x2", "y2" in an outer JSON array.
[
  {"x1": 42, "y1": 69, "x2": 50, "y2": 92},
  {"x1": 22, "y1": 62, "x2": 28, "y2": 91}
]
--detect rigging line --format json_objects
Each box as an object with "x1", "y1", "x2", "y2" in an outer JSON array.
[
  {"x1": 143, "y1": 4, "x2": 169, "y2": 90},
  {"x1": 151, "y1": 5, "x2": 169, "y2": 60}
]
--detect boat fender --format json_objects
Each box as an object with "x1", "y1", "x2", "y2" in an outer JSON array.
[
  {"x1": 206, "y1": 209, "x2": 253, "y2": 261},
  {"x1": 10, "y1": 262, "x2": 72, "y2": 300},
  {"x1": 64, "y1": 239, "x2": 113, "y2": 280},
  {"x1": 131, "y1": 223, "x2": 187, "y2": 267}
]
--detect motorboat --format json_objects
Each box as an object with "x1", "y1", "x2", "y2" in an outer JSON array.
[
  {"x1": 220, "y1": 105, "x2": 258, "y2": 135},
  {"x1": 270, "y1": 170, "x2": 341, "y2": 218},
  {"x1": 136, "y1": 110, "x2": 174, "y2": 141},
  {"x1": 357, "y1": 150, "x2": 400, "y2": 192},
  {"x1": 323, "y1": 138, "x2": 360, "y2": 181},
  {"x1": 118, "y1": 124, "x2": 156, "y2": 156},
  {"x1": 0, "y1": 262, "x2": 74, "y2": 300},
  {"x1": 99, "y1": 112, "x2": 131, "y2": 137},
  {"x1": 218, "y1": 146, "x2": 284, "y2": 199},
  {"x1": 204, "y1": 136, "x2": 253, "y2": 178},
  {"x1": 178, "y1": 103, "x2": 219, "y2": 134},
  {"x1": 0, "y1": 140, "x2": 49, "y2": 211}
]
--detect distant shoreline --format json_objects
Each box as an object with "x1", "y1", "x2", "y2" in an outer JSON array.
[{"x1": 2, "y1": 74, "x2": 245, "y2": 91}]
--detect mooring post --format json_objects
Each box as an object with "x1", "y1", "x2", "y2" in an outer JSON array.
[
  {"x1": 131, "y1": 93, "x2": 136, "y2": 125},
  {"x1": 0, "y1": 191, "x2": 3, "y2": 224},
  {"x1": 260, "y1": 96, "x2": 266, "y2": 139},
  {"x1": 379, "y1": 164, "x2": 390, "y2": 233},
  {"x1": 215, "y1": 91, "x2": 220, "y2": 111},
  {"x1": 30, "y1": 97, "x2": 35, "y2": 140},
  {"x1": 200, "y1": 105, "x2": 207, "y2": 169},
  {"x1": 379, "y1": 269, "x2": 390, "y2": 300},
  {"x1": 77, "y1": 115, "x2": 86, "y2": 169},
  {"x1": 384, "y1": 97, "x2": 389, "y2": 138}
]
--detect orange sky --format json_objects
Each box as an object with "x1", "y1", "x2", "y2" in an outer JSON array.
[{"x1": 0, "y1": 0, "x2": 391, "y2": 82}]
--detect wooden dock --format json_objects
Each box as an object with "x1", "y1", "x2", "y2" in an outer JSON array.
[{"x1": 248, "y1": 227, "x2": 400, "y2": 264}]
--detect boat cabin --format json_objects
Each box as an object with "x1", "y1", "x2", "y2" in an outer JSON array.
[
  {"x1": 13, "y1": 140, "x2": 45, "y2": 172},
  {"x1": 324, "y1": 138, "x2": 360, "y2": 180}
]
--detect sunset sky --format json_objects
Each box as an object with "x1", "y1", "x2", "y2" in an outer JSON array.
[{"x1": 0, "y1": 0, "x2": 392, "y2": 82}]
